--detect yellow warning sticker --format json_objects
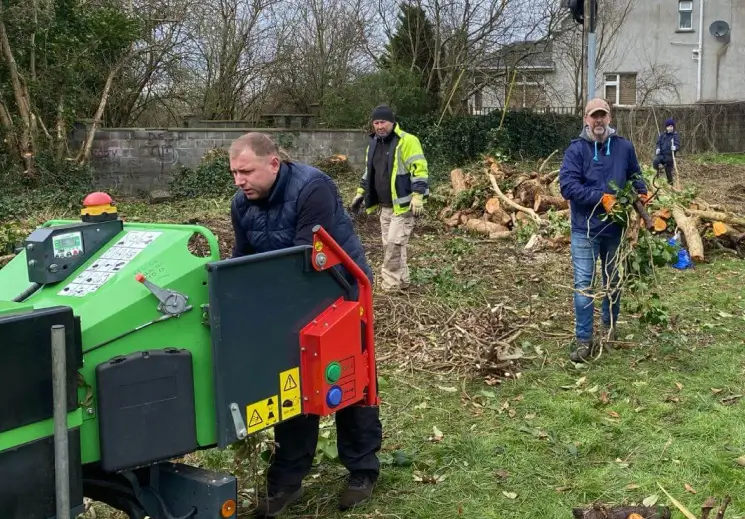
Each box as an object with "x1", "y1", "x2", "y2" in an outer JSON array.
[
  {"x1": 246, "y1": 395, "x2": 279, "y2": 434},
  {"x1": 279, "y1": 367, "x2": 302, "y2": 421}
]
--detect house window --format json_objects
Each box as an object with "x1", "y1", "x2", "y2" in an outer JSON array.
[
  {"x1": 678, "y1": 0, "x2": 693, "y2": 30},
  {"x1": 505, "y1": 74, "x2": 548, "y2": 109},
  {"x1": 604, "y1": 73, "x2": 637, "y2": 106}
]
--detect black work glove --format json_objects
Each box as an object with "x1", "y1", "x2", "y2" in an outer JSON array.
[{"x1": 350, "y1": 194, "x2": 364, "y2": 214}]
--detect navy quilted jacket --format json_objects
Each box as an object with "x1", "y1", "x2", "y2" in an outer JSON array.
[{"x1": 230, "y1": 161, "x2": 373, "y2": 289}]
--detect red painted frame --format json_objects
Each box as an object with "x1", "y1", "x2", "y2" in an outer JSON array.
[{"x1": 310, "y1": 225, "x2": 378, "y2": 406}]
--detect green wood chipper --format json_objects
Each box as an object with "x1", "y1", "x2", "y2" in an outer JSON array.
[{"x1": 0, "y1": 192, "x2": 378, "y2": 519}]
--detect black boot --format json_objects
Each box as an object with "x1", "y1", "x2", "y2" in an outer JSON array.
[
  {"x1": 253, "y1": 487, "x2": 304, "y2": 518},
  {"x1": 338, "y1": 473, "x2": 376, "y2": 511},
  {"x1": 569, "y1": 340, "x2": 599, "y2": 363}
]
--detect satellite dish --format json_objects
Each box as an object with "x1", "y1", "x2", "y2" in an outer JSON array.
[{"x1": 709, "y1": 20, "x2": 730, "y2": 38}]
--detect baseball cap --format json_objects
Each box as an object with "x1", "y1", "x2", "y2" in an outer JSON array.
[{"x1": 585, "y1": 98, "x2": 610, "y2": 116}]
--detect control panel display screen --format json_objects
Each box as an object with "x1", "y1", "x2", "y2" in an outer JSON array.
[{"x1": 53, "y1": 231, "x2": 84, "y2": 259}]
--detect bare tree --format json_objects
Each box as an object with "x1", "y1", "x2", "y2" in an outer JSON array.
[
  {"x1": 105, "y1": 0, "x2": 197, "y2": 127},
  {"x1": 551, "y1": 0, "x2": 635, "y2": 109},
  {"x1": 266, "y1": 0, "x2": 377, "y2": 113},
  {"x1": 633, "y1": 47, "x2": 683, "y2": 106},
  {"x1": 373, "y1": 0, "x2": 561, "y2": 115},
  {"x1": 177, "y1": 0, "x2": 283, "y2": 120}
]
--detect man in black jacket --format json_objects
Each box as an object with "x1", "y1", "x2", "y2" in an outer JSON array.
[
  {"x1": 351, "y1": 105, "x2": 429, "y2": 291},
  {"x1": 229, "y1": 132, "x2": 382, "y2": 517}
]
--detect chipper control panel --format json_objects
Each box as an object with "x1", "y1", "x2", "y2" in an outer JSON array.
[{"x1": 0, "y1": 192, "x2": 377, "y2": 519}]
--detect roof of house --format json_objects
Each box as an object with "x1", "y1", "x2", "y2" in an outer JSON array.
[{"x1": 476, "y1": 39, "x2": 555, "y2": 71}]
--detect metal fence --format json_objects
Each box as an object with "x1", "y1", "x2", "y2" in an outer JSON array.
[
  {"x1": 472, "y1": 105, "x2": 579, "y2": 116},
  {"x1": 472, "y1": 102, "x2": 745, "y2": 154}
]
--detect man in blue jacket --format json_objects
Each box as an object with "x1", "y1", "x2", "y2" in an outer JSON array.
[
  {"x1": 559, "y1": 98, "x2": 649, "y2": 362},
  {"x1": 228, "y1": 132, "x2": 382, "y2": 517},
  {"x1": 652, "y1": 118, "x2": 681, "y2": 185}
]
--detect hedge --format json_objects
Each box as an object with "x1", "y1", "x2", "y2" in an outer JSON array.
[{"x1": 396, "y1": 109, "x2": 582, "y2": 172}]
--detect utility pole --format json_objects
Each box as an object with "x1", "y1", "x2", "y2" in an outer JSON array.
[
  {"x1": 581, "y1": 0, "x2": 590, "y2": 105},
  {"x1": 586, "y1": 0, "x2": 597, "y2": 103},
  {"x1": 569, "y1": 0, "x2": 598, "y2": 107}
]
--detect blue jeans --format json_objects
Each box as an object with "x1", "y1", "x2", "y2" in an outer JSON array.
[{"x1": 570, "y1": 232, "x2": 622, "y2": 342}]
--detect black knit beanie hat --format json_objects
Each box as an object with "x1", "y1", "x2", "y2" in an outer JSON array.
[{"x1": 371, "y1": 105, "x2": 395, "y2": 123}]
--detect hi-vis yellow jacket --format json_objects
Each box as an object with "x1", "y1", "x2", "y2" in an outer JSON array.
[{"x1": 356, "y1": 124, "x2": 429, "y2": 215}]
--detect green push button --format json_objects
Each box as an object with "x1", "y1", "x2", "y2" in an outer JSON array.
[{"x1": 325, "y1": 362, "x2": 341, "y2": 383}]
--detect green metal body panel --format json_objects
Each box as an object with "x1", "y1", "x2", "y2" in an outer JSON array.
[
  {"x1": 0, "y1": 256, "x2": 31, "y2": 297},
  {"x1": 0, "y1": 409, "x2": 83, "y2": 451},
  {"x1": 0, "y1": 301, "x2": 34, "y2": 317},
  {"x1": 0, "y1": 219, "x2": 222, "y2": 465}
]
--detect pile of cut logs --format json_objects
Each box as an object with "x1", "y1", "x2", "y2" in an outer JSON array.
[
  {"x1": 439, "y1": 156, "x2": 568, "y2": 241},
  {"x1": 438, "y1": 155, "x2": 745, "y2": 261}
]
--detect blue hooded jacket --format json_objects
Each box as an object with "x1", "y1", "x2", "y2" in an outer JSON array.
[
  {"x1": 559, "y1": 126, "x2": 648, "y2": 238},
  {"x1": 655, "y1": 126, "x2": 681, "y2": 158}
]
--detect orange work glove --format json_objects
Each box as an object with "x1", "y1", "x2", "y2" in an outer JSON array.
[
  {"x1": 638, "y1": 193, "x2": 650, "y2": 205},
  {"x1": 601, "y1": 194, "x2": 616, "y2": 213}
]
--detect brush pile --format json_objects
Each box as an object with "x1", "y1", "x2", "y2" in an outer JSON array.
[
  {"x1": 436, "y1": 154, "x2": 745, "y2": 261},
  {"x1": 639, "y1": 174, "x2": 745, "y2": 262},
  {"x1": 436, "y1": 154, "x2": 571, "y2": 251}
]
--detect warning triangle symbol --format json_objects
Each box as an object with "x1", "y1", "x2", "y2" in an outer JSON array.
[
  {"x1": 284, "y1": 374, "x2": 298, "y2": 391},
  {"x1": 267, "y1": 398, "x2": 274, "y2": 406},
  {"x1": 248, "y1": 410, "x2": 263, "y2": 428}
]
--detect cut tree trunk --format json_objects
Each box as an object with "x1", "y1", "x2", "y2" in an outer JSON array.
[
  {"x1": 655, "y1": 208, "x2": 672, "y2": 219},
  {"x1": 672, "y1": 205, "x2": 705, "y2": 262},
  {"x1": 571, "y1": 505, "x2": 671, "y2": 519},
  {"x1": 485, "y1": 197, "x2": 500, "y2": 214},
  {"x1": 488, "y1": 174, "x2": 544, "y2": 226},
  {"x1": 487, "y1": 210, "x2": 512, "y2": 226},
  {"x1": 653, "y1": 216, "x2": 667, "y2": 232},
  {"x1": 711, "y1": 221, "x2": 744, "y2": 240},
  {"x1": 465, "y1": 218, "x2": 509, "y2": 236},
  {"x1": 533, "y1": 194, "x2": 568, "y2": 213},
  {"x1": 515, "y1": 178, "x2": 545, "y2": 207},
  {"x1": 685, "y1": 209, "x2": 745, "y2": 228},
  {"x1": 451, "y1": 168, "x2": 468, "y2": 195},
  {"x1": 712, "y1": 221, "x2": 745, "y2": 252},
  {"x1": 444, "y1": 212, "x2": 461, "y2": 228},
  {"x1": 484, "y1": 198, "x2": 511, "y2": 225}
]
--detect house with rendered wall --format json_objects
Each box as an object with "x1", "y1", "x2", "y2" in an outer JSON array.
[{"x1": 468, "y1": 0, "x2": 745, "y2": 113}]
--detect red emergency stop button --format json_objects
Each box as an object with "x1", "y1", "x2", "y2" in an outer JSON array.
[{"x1": 83, "y1": 192, "x2": 113, "y2": 207}]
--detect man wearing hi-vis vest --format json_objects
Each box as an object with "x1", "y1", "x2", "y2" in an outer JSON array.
[{"x1": 351, "y1": 105, "x2": 429, "y2": 291}]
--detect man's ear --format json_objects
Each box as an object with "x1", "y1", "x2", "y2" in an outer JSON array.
[{"x1": 270, "y1": 155, "x2": 280, "y2": 171}]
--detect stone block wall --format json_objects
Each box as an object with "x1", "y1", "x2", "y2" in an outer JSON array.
[{"x1": 73, "y1": 126, "x2": 368, "y2": 195}]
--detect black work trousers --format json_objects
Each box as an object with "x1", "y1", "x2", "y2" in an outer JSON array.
[
  {"x1": 653, "y1": 154, "x2": 675, "y2": 184},
  {"x1": 266, "y1": 403, "x2": 383, "y2": 493}
]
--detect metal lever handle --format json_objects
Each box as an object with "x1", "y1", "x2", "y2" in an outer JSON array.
[{"x1": 135, "y1": 273, "x2": 190, "y2": 316}]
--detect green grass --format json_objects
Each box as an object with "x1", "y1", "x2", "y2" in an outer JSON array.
[
  {"x1": 5, "y1": 163, "x2": 745, "y2": 519},
  {"x1": 59, "y1": 195, "x2": 744, "y2": 519},
  {"x1": 258, "y1": 258, "x2": 745, "y2": 519},
  {"x1": 691, "y1": 152, "x2": 745, "y2": 166}
]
